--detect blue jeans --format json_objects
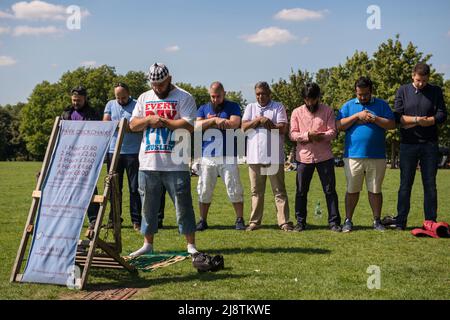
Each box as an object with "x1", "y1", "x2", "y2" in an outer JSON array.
[
  {"x1": 397, "y1": 142, "x2": 439, "y2": 227},
  {"x1": 138, "y1": 171, "x2": 196, "y2": 235},
  {"x1": 107, "y1": 153, "x2": 142, "y2": 224}
]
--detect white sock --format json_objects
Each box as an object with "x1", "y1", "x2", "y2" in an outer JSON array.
[
  {"x1": 129, "y1": 243, "x2": 153, "y2": 258},
  {"x1": 187, "y1": 244, "x2": 198, "y2": 255}
]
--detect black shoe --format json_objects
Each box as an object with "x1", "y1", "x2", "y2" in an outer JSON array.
[
  {"x1": 395, "y1": 225, "x2": 406, "y2": 231},
  {"x1": 235, "y1": 218, "x2": 245, "y2": 230},
  {"x1": 293, "y1": 223, "x2": 306, "y2": 232},
  {"x1": 196, "y1": 219, "x2": 208, "y2": 231},
  {"x1": 330, "y1": 224, "x2": 342, "y2": 232},
  {"x1": 381, "y1": 216, "x2": 399, "y2": 228}
]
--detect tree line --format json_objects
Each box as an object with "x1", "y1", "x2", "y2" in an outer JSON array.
[{"x1": 0, "y1": 35, "x2": 449, "y2": 162}]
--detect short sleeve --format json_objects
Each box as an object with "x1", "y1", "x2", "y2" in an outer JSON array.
[
  {"x1": 276, "y1": 103, "x2": 288, "y2": 124},
  {"x1": 130, "y1": 96, "x2": 144, "y2": 121},
  {"x1": 382, "y1": 101, "x2": 395, "y2": 120},
  {"x1": 230, "y1": 103, "x2": 242, "y2": 117},
  {"x1": 104, "y1": 101, "x2": 112, "y2": 115},
  {"x1": 197, "y1": 105, "x2": 206, "y2": 119},
  {"x1": 242, "y1": 104, "x2": 253, "y2": 121},
  {"x1": 179, "y1": 94, "x2": 197, "y2": 125},
  {"x1": 336, "y1": 103, "x2": 348, "y2": 121}
]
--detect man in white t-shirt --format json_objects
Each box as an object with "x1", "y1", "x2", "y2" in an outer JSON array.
[
  {"x1": 128, "y1": 63, "x2": 198, "y2": 257},
  {"x1": 242, "y1": 81, "x2": 293, "y2": 231}
]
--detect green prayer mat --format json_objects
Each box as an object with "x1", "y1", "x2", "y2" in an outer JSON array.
[{"x1": 123, "y1": 252, "x2": 190, "y2": 272}]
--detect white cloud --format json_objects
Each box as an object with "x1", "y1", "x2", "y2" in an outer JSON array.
[
  {"x1": 0, "y1": 26, "x2": 11, "y2": 34},
  {"x1": 165, "y1": 45, "x2": 180, "y2": 53},
  {"x1": 13, "y1": 25, "x2": 61, "y2": 36},
  {"x1": 0, "y1": 55, "x2": 17, "y2": 66},
  {"x1": 241, "y1": 27, "x2": 296, "y2": 47},
  {"x1": 80, "y1": 60, "x2": 96, "y2": 67},
  {"x1": 274, "y1": 8, "x2": 327, "y2": 21},
  {"x1": 0, "y1": 1, "x2": 90, "y2": 21}
]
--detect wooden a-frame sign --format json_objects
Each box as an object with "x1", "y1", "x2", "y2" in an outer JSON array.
[{"x1": 10, "y1": 117, "x2": 137, "y2": 290}]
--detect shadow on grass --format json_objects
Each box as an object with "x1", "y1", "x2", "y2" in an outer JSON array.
[
  {"x1": 84, "y1": 268, "x2": 246, "y2": 292},
  {"x1": 200, "y1": 247, "x2": 331, "y2": 255}
]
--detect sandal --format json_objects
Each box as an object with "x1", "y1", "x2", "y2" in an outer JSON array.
[
  {"x1": 245, "y1": 223, "x2": 260, "y2": 231},
  {"x1": 280, "y1": 223, "x2": 294, "y2": 232}
]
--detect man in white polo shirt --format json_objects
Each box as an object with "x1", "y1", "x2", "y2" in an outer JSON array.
[{"x1": 242, "y1": 81, "x2": 293, "y2": 231}]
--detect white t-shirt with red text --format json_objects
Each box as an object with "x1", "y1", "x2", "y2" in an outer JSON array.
[{"x1": 131, "y1": 86, "x2": 196, "y2": 171}]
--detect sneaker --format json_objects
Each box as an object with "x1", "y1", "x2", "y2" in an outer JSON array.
[
  {"x1": 235, "y1": 218, "x2": 246, "y2": 230},
  {"x1": 133, "y1": 223, "x2": 141, "y2": 232},
  {"x1": 342, "y1": 219, "x2": 353, "y2": 233},
  {"x1": 330, "y1": 224, "x2": 342, "y2": 232},
  {"x1": 196, "y1": 219, "x2": 208, "y2": 231},
  {"x1": 293, "y1": 223, "x2": 306, "y2": 232},
  {"x1": 395, "y1": 225, "x2": 406, "y2": 231},
  {"x1": 245, "y1": 223, "x2": 260, "y2": 231},
  {"x1": 373, "y1": 220, "x2": 385, "y2": 232}
]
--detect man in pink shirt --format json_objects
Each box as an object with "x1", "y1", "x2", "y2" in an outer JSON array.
[{"x1": 290, "y1": 83, "x2": 342, "y2": 232}]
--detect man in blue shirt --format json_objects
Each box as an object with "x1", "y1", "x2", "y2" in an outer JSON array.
[
  {"x1": 104, "y1": 82, "x2": 165, "y2": 232},
  {"x1": 195, "y1": 82, "x2": 245, "y2": 231},
  {"x1": 336, "y1": 77, "x2": 395, "y2": 232}
]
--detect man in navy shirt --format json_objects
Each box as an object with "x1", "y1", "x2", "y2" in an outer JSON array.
[
  {"x1": 336, "y1": 77, "x2": 396, "y2": 232},
  {"x1": 388, "y1": 63, "x2": 447, "y2": 230},
  {"x1": 195, "y1": 82, "x2": 245, "y2": 231}
]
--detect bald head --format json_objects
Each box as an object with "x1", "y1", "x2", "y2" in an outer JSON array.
[{"x1": 209, "y1": 81, "x2": 225, "y2": 107}]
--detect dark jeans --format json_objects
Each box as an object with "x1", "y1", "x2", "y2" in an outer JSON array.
[
  {"x1": 106, "y1": 153, "x2": 142, "y2": 224},
  {"x1": 295, "y1": 158, "x2": 341, "y2": 226},
  {"x1": 397, "y1": 142, "x2": 439, "y2": 227},
  {"x1": 87, "y1": 186, "x2": 100, "y2": 224}
]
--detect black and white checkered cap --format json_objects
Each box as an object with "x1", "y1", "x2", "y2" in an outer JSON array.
[{"x1": 148, "y1": 63, "x2": 170, "y2": 83}]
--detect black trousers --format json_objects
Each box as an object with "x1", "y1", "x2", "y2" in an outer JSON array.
[{"x1": 295, "y1": 158, "x2": 341, "y2": 226}]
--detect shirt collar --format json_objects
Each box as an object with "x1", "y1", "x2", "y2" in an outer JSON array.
[
  {"x1": 257, "y1": 100, "x2": 272, "y2": 110},
  {"x1": 355, "y1": 97, "x2": 375, "y2": 105}
]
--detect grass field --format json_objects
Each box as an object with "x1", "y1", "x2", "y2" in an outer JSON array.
[{"x1": 0, "y1": 162, "x2": 449, "y2": 300}]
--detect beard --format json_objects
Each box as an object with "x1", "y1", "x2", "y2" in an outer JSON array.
[
  {"x1": 306, "y1": 103, "x2": 319, "y2": 113},
  {"x1": 213, "y1": 102, "x2": 224, "y2": 114},
  {"x1": 155, "y1": 81, "x2": 172, "y2": 100}
]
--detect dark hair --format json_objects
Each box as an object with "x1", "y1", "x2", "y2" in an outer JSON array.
[
  {"x1": 71, "y1": 85, "x2": 87, "y2": 96},
  {"x1": 254, "y1": 81, "x2": 271, "y2": 93},
  {"x1": 413, "y1": 63, "x2": 430, "y2": 76},
  {"x1": 354, "y1": 76, "x2": 373, "y2": 91},
  {"x1": 114, "y1": 82, "x2": 130, "y2": 92},
  {"x1": 302, "y1": 82, "x2": 321, "y2": 99}
]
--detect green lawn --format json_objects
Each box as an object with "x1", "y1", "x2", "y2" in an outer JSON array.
[{"x1": 0, "y1": 162, "x2": 449, "y2": 300}]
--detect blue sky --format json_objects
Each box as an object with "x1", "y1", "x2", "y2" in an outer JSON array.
[{"x1": 0, "y1": 0, "x2": 449, "y2": 105}]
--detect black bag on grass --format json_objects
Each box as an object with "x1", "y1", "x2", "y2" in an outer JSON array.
[{"x1": 192, "y1": 252, "x2": 224, "y2": 273}]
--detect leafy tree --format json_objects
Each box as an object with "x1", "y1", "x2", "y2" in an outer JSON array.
[{"x1": 271, "y1": 69, "x2": 313, "y2": 156}]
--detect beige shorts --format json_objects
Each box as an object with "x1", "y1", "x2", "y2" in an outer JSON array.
[{"x1": 343, "y1": 158, "x2": 386, "y2": 194}]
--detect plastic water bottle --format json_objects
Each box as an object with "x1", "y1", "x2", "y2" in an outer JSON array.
[{"x1": 314, "y1": 201, "x2": 323, "y2": 219}]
